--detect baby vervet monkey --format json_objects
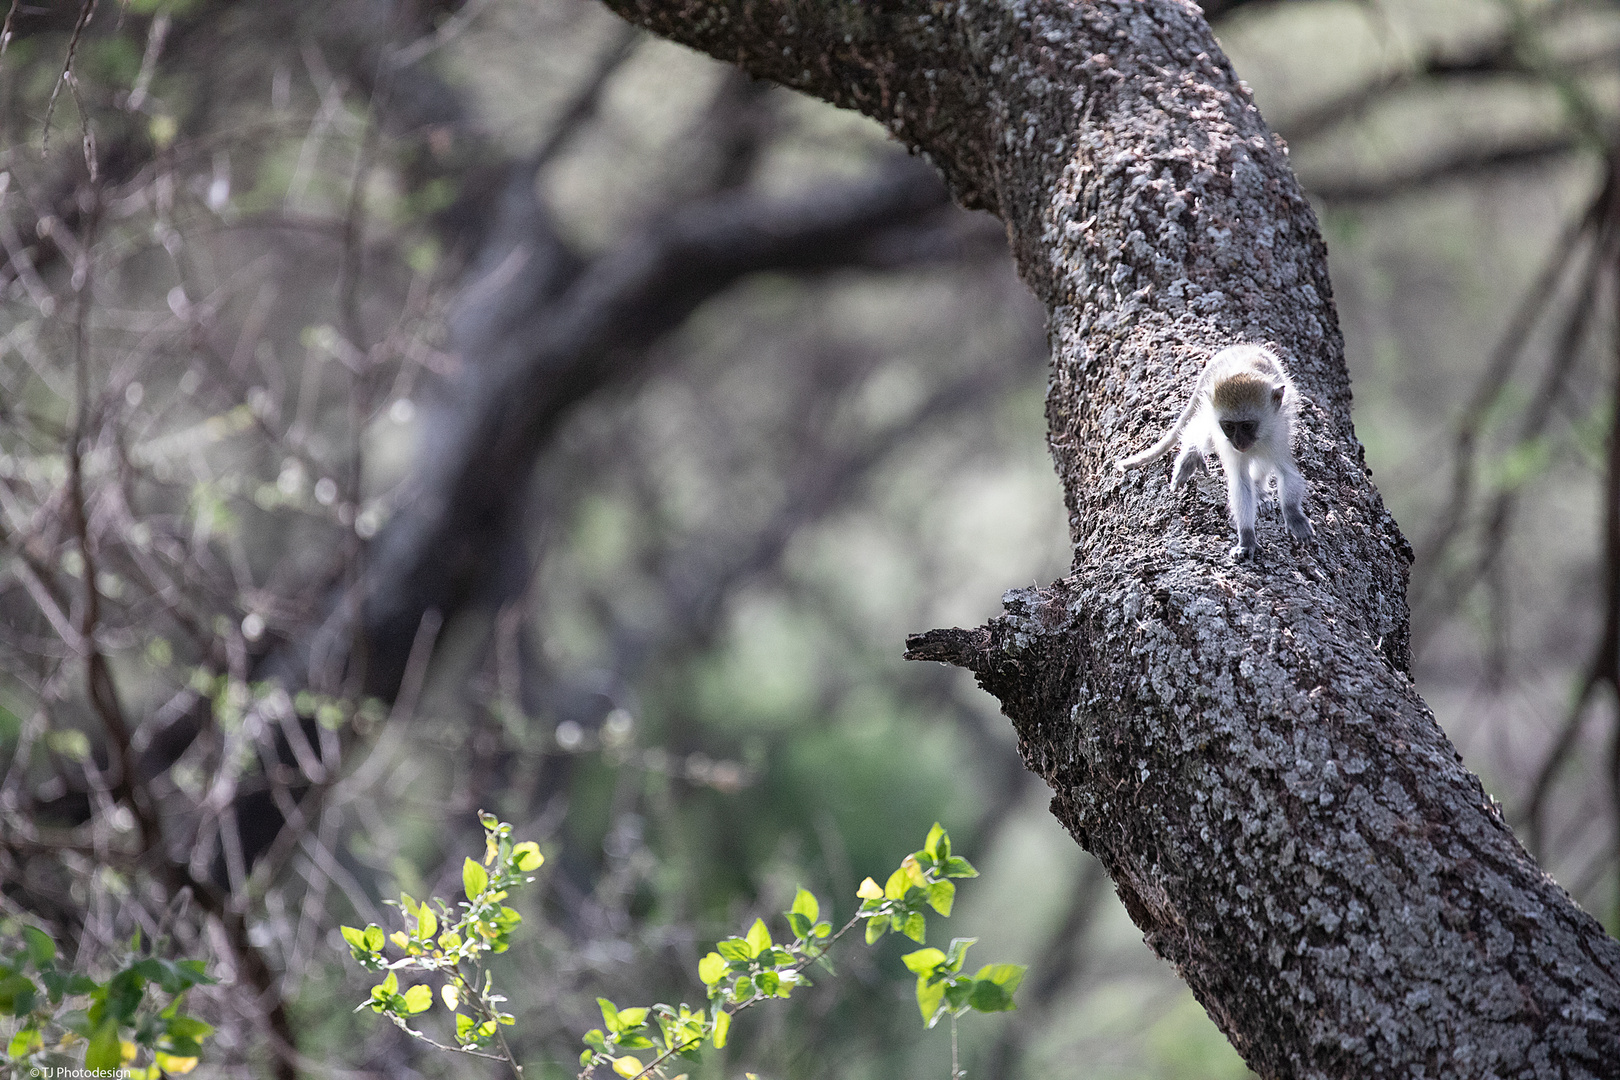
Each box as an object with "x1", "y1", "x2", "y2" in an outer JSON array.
[{"x1": 1116, "y1": 344, "x2": 1314, "y2": 561}]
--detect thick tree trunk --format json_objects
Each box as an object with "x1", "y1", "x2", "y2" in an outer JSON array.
[{"x1": 597, "y1": 0, "x2": 1620, "y2": 1075}]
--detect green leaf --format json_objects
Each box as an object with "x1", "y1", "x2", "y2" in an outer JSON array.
[
  {"x1": 967, "y1": 978, "x2": 1016, "y2": 1013},
  {"x1": 944, "y1": 937, "x2": 976, "y2": 973},
  {"x1": 21, "y1": 927, "x2": 55, "y2": 969},
  {"x1": 975, "y1": 961, "x2": 1026, "y2": 988},
  {"x1": 944, "y1": 976, "x2": 975, "y2": 1012},
  {"x1": 401, "y1": 984, "x2": 432, "y2": 1014},
  {"x1": 916, "y1": 976, "x2": 945, "y2": 1026},
  {"x1": 864, "y1": 916, "x2": 887, "y2": 945},
  {"x1": 41, "y1": 970, "x2": 98, "y2": 1000},
  {"x1": 131, "y1": 957, "x2": 179, "y2": 989},
  {"x1": 711, "y1": 1006, "x2": 731, "y2": 1049},
  {"x1": 716, "y1": 938, "x2": 752, "y2": 963},
  {"x1": 901, "y1": 911, "x2": 927, "y2": 944},
  {"x1": 617, "y1": 1007, "x2": 648, "y2": 1030},
  {"x1": 340, "y1": 926, "x2": 369, "y2": 951},
  {"x1": 697, "y1": 952, "x2": 728, "y2": 986},
  {"x1": 598, "y1": 997, "x2": 621, "y2": 1032},
  {"x1": 364, "y1": 925, "x2": 385, "y2": 952},
  {"x1": 786, "y1": 913, "x2": 812, "y2": 940},
  {"x1": 926, "y1": 880, "x2": 955, "y2": 917},
  {"x1": 789, "y1": 888, "x2": 819, "y2": 925},
  {"x1": 415, "y1": 905, "x2": 437, "y2": 940},
  {"x1": 0, "y1": 974, "x2": 37, "y2": 1016},
  {"x1": 902, "y1": 948, "x2": 945, "y2": 976},
  {"x1": 884, "y1": 867, "x2": 912, "y2": 901},
  {"x1": 744, "y1": 918, "x2": 772, "y2": 958},
  {"x1": 457, "y1": 1013, "x2": 476, "y2": 1041},
  {"x1": 165, "y1": 1014, "x2": 215, "y2": 1041},
  {"x1": 463, "y1": 857, "x2": 489, "y2": 899},
  {"x1": 923, "y1": 822, "x2": 947, "y2": 863},
  {"x1": 85, "y1": 1019, "x2": 121, "y2": 1070},
  {"x1": 943, "y1": 856, "x2": 977, "y2": 879}
]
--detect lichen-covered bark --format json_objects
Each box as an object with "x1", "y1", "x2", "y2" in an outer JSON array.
[{"x1": 597, "y1": 1, "x2": 1620, "y2": 1075}]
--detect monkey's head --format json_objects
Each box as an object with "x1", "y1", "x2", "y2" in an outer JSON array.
[{"x1": 1210, "y1": 374, "x2": 1286, "y2": 452}]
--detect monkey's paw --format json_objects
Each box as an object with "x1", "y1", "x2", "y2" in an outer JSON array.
[
  {"x1": 1170, "y1": 453, "x2": 1206, "y2": 491},
  {"x1": 1285, "y1": 511, "x2": 1315, "y2": 542}
]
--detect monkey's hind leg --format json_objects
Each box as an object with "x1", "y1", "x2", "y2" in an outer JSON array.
[
  {"x1": 1226, "y1": 459, "x2": 1259, "y2": 561},
  {"x1": 1170, "y1": 442, "x2": 1207, "y2": 491},
  {"x1": 1277, "y1": 459, "x2": 1314, "y2": 542}
]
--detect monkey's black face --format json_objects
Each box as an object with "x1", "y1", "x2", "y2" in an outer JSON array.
[{"x1": 1220, "y1": 419, "x2": 1258, "y2": 451}]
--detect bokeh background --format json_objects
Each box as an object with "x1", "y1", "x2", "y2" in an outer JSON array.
[{"x1": 1, "y1": 0, "x2": 1616, "y2": 1076}]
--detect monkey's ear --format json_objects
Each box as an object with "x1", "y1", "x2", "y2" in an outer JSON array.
[{"x1": 1270, "y1": 383, "x2": 1286, "y2": 409}]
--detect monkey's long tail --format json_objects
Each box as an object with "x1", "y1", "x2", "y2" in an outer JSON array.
[{"x1": 1116, "y1": 391, "x2": 1200, "y2": 472}]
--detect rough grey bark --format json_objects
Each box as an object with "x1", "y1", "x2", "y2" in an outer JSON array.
[{"x1": 594, "y1": 1, "x2": 1620, "y2": 1076}]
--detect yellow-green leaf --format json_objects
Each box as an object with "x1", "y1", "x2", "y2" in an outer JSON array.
[
  {"x1": 856, "y1": 877, "x2": 883, "y2": 900},
  {"x1": 923, "y1": 822, "x2": 946, "y2": 862},
  {"x1": 916, "y1": 977, "x2": 945, "y2": 1026},
  {"x1": 512, "y1": 841, "x2": 543, "y2": 871},
  {"x1": 463, "y1": 857, "x2": 489, "y2": 899},
  {"x1": 441, "y1": 983, "x2": 460, "y2": 1011},
  {"x1": 7, "y1": 1025, "x2": 42, "y2": 1057},
  {"x1": 902, "y1": 948, "x2": 945, "y2": 976},
  {"x1": 698, "y1": 952, "x2": 728, "y2": 986},
  {"x1": 611, "y1": 1055, "x2": 644, "y2": 1078},
  {"x1": 744, "y1": 918, "x2": 771, "y2": 957},
  {"x1": 154, "y1": 1053, "x2": 199, "y2": 1074},
  {"x1": 712, "y1": 1007, "x2": 731, "y2": 1049},
  {"x1": 790, "y1": 887, "x2": 818, "y2": 924},
  {"x1": 84, "y1": 1020, "x2": 120, "y2": 1070},
  {"x1": 401, "y1": 984, "x2": 432, "y2": 1014},
  {"x1": 901, "y1": 853, "x2": 927, "y2": 888}
]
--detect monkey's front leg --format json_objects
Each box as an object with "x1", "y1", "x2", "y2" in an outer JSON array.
[
  {"x1": 1226, "y1": 460, "x2": 1258, "y2": 560},
  {"x1": 1170, "y1": 443, "x2": 1206, "y2": 490},
  {"x1": 1277, "y1": 460, "x2": 1314, "y2": 542}
]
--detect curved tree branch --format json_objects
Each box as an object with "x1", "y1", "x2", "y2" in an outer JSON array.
[
  {"x1": 357, "y1": 156, "x2": 955, "y2": 697},
  {"x1": 595, "y1": 0, "x2": 1620, "y2": 1074}
]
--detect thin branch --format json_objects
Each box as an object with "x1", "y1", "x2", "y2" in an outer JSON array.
[
  {"x1": 0, "y1": 0, "x2": 21, "y2": 66},
  {"x1": 1519, "y1": 209, "x2": 1620, "y2": 856},
  {"x1": 1305, "y1": 133, "x2": 1584, "y2": 205},
  {"x1": 42, "y1": 0, "x2": 98, "y2": 157},
  {"x1": 531, "y1": 24, "x2": 639, "y2": 172},
  {"x1": 1410, "y1": 180, "x2": 1605, "y2": 580}
]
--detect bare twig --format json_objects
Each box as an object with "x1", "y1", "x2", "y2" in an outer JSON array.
[
  {"x1": 531, "y1": 25, "x2": 640, "y2": 172},
  {"x1": 0, "y1": 0, "x2": 21, "y2": 67},
  {"x1": 42, "y1": 0, "x2": 98, "y2": 157},
  {"x1": 1519, "y1": 202, "x2": 1620, "y2": 858}
]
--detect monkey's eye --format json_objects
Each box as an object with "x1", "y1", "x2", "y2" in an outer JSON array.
[{"x1": 1219, "y1": 422, "x2": 1235, "y2": 438}]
